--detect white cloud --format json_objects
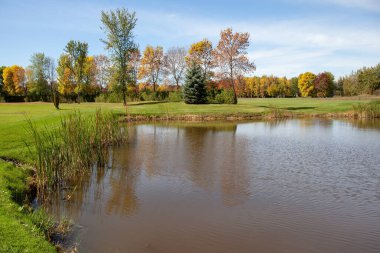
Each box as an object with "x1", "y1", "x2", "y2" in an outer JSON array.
[{"x1": 134, "y1": 11, "x2": 380, "y2": 77}]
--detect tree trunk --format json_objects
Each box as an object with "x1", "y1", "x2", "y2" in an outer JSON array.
[{"x1": 230, "y1": 77, "x2": 237, "y2": 104}]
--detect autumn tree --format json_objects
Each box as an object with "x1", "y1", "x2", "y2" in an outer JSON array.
[
  {"x1": 82, "y1": 56, "x2": 101, "y2": 101},
  {"x1": 2, "y1": 65, "x2": 26, "y2": 96},
  {"x1": 298, "y1": 72, "x2": 316, "y2": 97},
  {"x1": 314, "y1": 72, "x2": 334, "y2": 97},
  {"x1": 357, "y1": 65, "x2": 380, "y2": 94},
  {"x1": 164, "y1": 47, "x2": 187, "y2": 90},
  {"x1": 0, "y1": 66, "x2": 6, "y2": 96},
  {"x1": 57, "y1": 54, "x2": 76, "y2": 100},
  {"x1": 63, "y1": 40, "x2": 88, "y2": 103},
  {"x1": 94, "y1": 54, "x2": 111, "y2": 88},
  {"x1": 101, "y1": 8, "x2": 137, "y2": 106},
  {"x1": 214, "y1": 28, "x2": 256, "y2": 104},
  {"x1": 128, "y1": 48, "x2": 141, "y2": 86},
  {"x1": 183, "y1": 63, "x2": 207, "y2": 104},
  {"x1": 139, "y1": 45, "x2": 164, "y2": 93},
  {"x1": 187, "y1": 39, "x2": 214, "y2": 81}
]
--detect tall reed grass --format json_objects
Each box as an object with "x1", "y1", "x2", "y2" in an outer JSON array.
[
  {"x1": 26, "y1": 109, "x2": 126, "y2": 199},
  {"x1": 353, "y1": 100, "x2": 380, "y2": 119}
]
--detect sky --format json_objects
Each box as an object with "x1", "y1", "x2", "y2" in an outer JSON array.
[{"x1": 1, "y1": 0, "x2": 379, "y2": 78}]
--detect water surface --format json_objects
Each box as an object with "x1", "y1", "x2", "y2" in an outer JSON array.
[{"x1": 48, "y1": 119, "x2": 380, "y2": 253}]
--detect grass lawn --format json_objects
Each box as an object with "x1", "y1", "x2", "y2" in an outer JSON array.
[
  {"x1": 126, "y1": 97, "x2": 376, "y2": 115},
  {"x1": 0, "y1": 96, "x2": 378, "y2": 251}
]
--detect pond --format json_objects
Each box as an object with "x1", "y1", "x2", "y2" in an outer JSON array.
[{"x1": 47, "y1": 119, "x2": 380, "y2": 253}]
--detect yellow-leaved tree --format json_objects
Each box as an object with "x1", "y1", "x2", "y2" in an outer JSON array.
[
  {"x1": 186, "y1": 39, "x2": 214, "y2": 81},
  {"x1": 57, "y1": 54, "x2": 76, "y2": 100},
  {"x1": 2, "y1": 65, "x2": 25, "y2": 96},
  {"x1": 298, "y1": 72, "x2": 316, "y2": 97},
  {"x1": 138, "y1": 45, "x2": 164, "y2": 93}
]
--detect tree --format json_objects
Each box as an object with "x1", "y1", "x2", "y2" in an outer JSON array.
[
  {"x1": 358, "y1": 65, "x2": 380, "y2": 94},
  {"x1": 2, "y1": 65, "x2": 26, "y2": 96},
  {"x1": 63, "y1": 40, "x2": 88, "y2": 103},
  {"x1": 187, "y1": 39, "x2": 214, "y2": 81},
  {"x1": 342, "y1": 73, "x2": 359, "y2": 96},
  {"x1": 214, "y1": 28, "x2": 256, "y2": 104},
  {"x1": 27, "y1": 53, "x2": 51, "y2": 101},
  {"x1": 45, "y1": 57, "x2": 58, "y2": 108},
  {"x1": 183, "y1": 63, "x2": 207, "y2": 104},
  {"x1": 298, "y1": 72, "x2": 316, "y2": 97},
  {"x1": 138, "y1": 45, "x2": 164, "y2": 93},
  {"x1": 0, "y1": 66, "x2": 6, "y2": 96},
  {"x1": 57, "y1": 54, "x2": 76, "y2": 100},
  {"x1": 127, "y1": 48, "x2": 141, "y2": 87},
  {"x1": 82, "y1": 56, "x2": 101, "y2": 101},
  {"x1": 164, "y1": 47, "x2": 187, "y2": 90},
  {"x1": 94, "y1": 54, "x2": 111, "y2": 88},
  {"x1": 101, "y1": 8, "x2": 137, "y2": 106},
  {"x1": 314, "y1": 72, "x2": 334, "y2": 97},
  {"x1": 290, "y1": 77, "x2": 299, "y2": 97}
]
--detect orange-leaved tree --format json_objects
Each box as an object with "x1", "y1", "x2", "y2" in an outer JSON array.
[
  {"x1": 2, "y1": 65, "x2": 26, "y2": 96},
  {"x1": 214, "y1": 28, "x2": 256, "y2": 104}
]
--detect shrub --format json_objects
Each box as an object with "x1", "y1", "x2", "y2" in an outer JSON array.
[{"x1": 215, "y1": 89, "x2": 236, "y2": 104}]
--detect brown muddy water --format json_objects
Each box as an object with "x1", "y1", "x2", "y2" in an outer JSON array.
[{"x1": 47, "y1": 119, "x2": 380, "y2": 253}]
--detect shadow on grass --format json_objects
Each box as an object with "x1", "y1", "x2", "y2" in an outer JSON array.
[
  {"x1": 257, "y1": 105, "x2": 316, "y2": 110},
  {"x1": 128, "y1": 101, "x2": 176, "y2": 107},
  {"x1": 286, "y1": 106, "x2": 316, "y2": 111}
]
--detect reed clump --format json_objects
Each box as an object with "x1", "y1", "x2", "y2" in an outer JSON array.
[
  {"x1": 264, "y1": 104, "x2": 293, "y2": 119},
  {"x1": 353, "y1": 100, "x2": 380, "y2": 119},
  {"x1": 27, "y1": 109, "x2": 126, "y2": 199}
]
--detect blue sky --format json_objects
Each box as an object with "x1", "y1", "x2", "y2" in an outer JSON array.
[{"x1": 1, "y1": 0, "x2": 379, "y2": 78}]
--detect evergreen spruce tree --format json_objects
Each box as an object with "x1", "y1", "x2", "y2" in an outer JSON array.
[{"x1": 183, "y1": 63, "x2": 207, "y2": 104}]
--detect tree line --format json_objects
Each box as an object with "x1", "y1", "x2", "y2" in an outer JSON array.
[{"x1": 0, "y1": 8, "x2": 379, "y2": 106}]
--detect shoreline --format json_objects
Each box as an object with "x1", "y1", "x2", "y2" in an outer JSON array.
[{"x1": 124, "y1": 111, "x2": 373, "y2": 122}]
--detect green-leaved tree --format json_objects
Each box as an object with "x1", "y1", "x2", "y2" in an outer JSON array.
[
  {"x1": 101, "y1": 8, "x2": 138, "y2": 106},
  {"x1": 183, "y1": 63, "x2": 207, "y2": 104}
]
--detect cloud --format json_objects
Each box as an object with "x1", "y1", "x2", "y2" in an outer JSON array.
[{"x1": 134, "y1": 10, "x2": 380, "y2": 77}]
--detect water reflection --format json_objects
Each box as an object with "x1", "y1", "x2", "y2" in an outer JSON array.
[{"x1": 46, "y1": 119, "x2": 380, "y2": 253}]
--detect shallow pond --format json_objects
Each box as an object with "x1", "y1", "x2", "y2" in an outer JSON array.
[{"x1": 48, "y1": 119, "x2": 380, "y2": 253}]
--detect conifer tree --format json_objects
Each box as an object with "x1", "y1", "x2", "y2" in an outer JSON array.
[{"x1": 183, "y1": 63, "x2": 207, "y2": 104}]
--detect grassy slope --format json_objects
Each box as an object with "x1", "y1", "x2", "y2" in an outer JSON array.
[{"x1": 0, "y1": 97, "x2": 377, "y2": 251}]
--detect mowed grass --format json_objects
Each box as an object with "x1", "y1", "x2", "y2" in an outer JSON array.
[{"x1": 126, "y1": 97, "x2": 375, "y2": 115}]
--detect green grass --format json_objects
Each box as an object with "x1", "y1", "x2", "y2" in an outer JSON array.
[
  {"x1": 126, "y1": 97, "x2": 378, "y2": 115},
  {"x1": 0, "y1": 160, "x2": 55, "y2": 253},
  {"x1": 0, "y1": 97, "x2": 378, "y2": 251}
]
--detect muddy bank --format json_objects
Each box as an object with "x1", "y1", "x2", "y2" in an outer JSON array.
[{"x1": 124, "y1": 111, "x2": 365, "y2": 122}]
